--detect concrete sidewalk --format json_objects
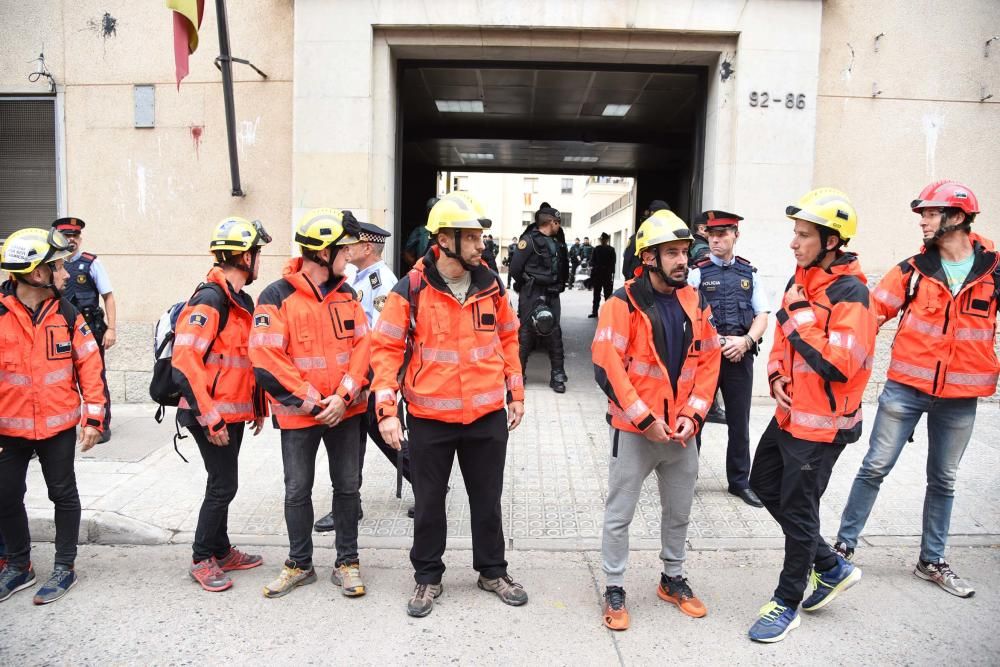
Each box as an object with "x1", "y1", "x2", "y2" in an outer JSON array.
[{"x1": 22, "y1": 289, "x2": 1000, "y2": 553}]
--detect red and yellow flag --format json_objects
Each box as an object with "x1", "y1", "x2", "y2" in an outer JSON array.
[{"x1": 167, "y1": 0, "x2": 205, "y2": 89}]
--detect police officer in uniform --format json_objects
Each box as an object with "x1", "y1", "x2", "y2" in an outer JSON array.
[
  {"x1": 688, "y1": 211, "x2": 770, "y2": 507},
  {"x1": 314, "y1": 221, "x2": 416, "y2": 533},
  {"x1": 52, "y1": 218, "x2": 115, "y2": 442},
  {"x1": 510, "y1": 203, "x2": 569, "y2": 393}
]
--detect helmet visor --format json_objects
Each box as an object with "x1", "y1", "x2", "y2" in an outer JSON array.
[{"x1": 251, "y1": 220, "x2": 273, "y2": 246}]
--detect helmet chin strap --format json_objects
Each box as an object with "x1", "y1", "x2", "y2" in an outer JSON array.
[
  {"x1": 646, "y1": 249, "x2": 688, "y2": 287},
  {"x1": 18, "y1": 264, "x2": 61, "y2": 299}
]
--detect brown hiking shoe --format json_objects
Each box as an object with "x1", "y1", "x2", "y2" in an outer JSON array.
[
  {"x1": 477, "y1": 574, "x2": 528, "y2": 606},
  {"x1": 331, "y1": 563, "x2": 366, "y2": 597},
  {"x1": 407, "y1": 582, "x2": 443, "y2": 617}
]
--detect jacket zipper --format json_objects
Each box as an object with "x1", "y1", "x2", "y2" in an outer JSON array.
[{"x1": 210, "y1": 368, "x2": 222, "y2": 398}]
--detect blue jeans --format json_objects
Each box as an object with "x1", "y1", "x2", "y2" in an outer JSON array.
[{"x1": 837, "y1": 380, "x2": 978, "y2": 562}]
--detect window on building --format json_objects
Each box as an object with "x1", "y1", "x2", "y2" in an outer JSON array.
[
  {"x1": 522, "y1": 210, "x2": 534, "y2": 226},
  {"x1": 561, "y1": 178, "x2": 573, "y2": 194},
  {"x1": 560, "y1": 212, "x2": 572, "y2": 228},
  {"x1": 523, "y1": 177, "x2": 537, "y2": 193},
  {"x1": 0, "y1": 98, "x2": 58, "y2": 240}
]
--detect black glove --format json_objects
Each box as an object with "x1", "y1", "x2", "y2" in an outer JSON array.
[{"x1": 340, "y1": 210, "x2": 363, "y2": 239}]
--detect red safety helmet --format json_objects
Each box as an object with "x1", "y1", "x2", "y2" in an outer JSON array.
[{"x1": 910, "y1": 180, "x2": 979, "y2": 216}]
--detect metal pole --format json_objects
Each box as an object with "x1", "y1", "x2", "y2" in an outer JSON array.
[{"x1": 215, "y1": 0, "x2": 243, "y2": 196}]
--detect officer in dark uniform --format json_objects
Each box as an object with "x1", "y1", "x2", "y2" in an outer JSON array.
[
  {"x1": 52, "y1": 217, "x2": 115, "y2": 441},
  {"x1": 688, "y1": 210, "x2": 770, "y2": 507},
  {"x1": 510, "y1": 203, "x2": 569, "y2": 393}
]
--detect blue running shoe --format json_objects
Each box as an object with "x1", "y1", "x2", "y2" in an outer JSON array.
[
  {"x1": 33, "y1": 565, "x2": 77, "y2": 605},
  {"x1": 748, "y1": 597, "x2": 800, "y2": 643},
  {"x1": 802, "y1": 556, "x2": 861, "y2": 612},
  {"x1": 0, "y1": 563, "x2": 37, "y2": 602}
]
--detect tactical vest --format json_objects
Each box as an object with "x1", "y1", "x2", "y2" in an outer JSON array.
[
  {"x1": 64, "y1": 252, "x2": 101, "y2": 310},
  {"x1": 697, "y1": 256, "x2": 756, "y2": 335}
]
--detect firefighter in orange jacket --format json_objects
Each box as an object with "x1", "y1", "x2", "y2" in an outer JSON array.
[
  {"x1": 0, "y1": 227, "x2": 107, "y2": 605},
  {"x1": 250, "y1": 209, "x2": 371, "y2": 600},
  {"x1": 592, "y1": 209, "x2": 721, "y2": 631},
  {"x1": 834, "y1": 181, "x2": 996, "y2": 598},
  {"x1": 371, "y1": 192, "x2": 527, "y2": 618},
  {"x1": 172, "y1": 217, "x2": 271, "y2": 593},
  {"x1": 747, "y1": 189, "x2": 876, "y2": 643}
]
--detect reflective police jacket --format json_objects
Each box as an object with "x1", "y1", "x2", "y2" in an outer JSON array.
[
  {"x1": 172, "y1": 266, "x2": 263, "y2": 434},
  {"x1": 766, "y1": 253, "x2": 877, "y2": 444},
  {"x1": 249, "y1": 258, "x2": 371, "y2": 430},
  {"x1": 63, "y1": 252, "x2": 102, "y2": 311},
  {"x1": 693, "y1": 255, "x2": 756, "y2": 335},
  {"x1": 0, "y1": 280, "x2": 107, "y2": 440},
  {"x1": 591, "y1": 270, "x2": 721, "y2": 435},
  {"x1": 370, "y1": 246, "x2": 524, "y2": 425},
  {"x1": 871, "y1": 234, "x2": 999, "y2": 398}
]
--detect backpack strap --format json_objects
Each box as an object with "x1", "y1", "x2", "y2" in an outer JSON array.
[{"x1": 57, "y1": 297, "x2": 78, "y2": 333}]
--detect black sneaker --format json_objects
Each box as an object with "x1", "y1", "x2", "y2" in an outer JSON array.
[
  {"x1": 314, "y1": 512, "x2": 335, "y2": 533},
  {"x1": 33, "y1": 565, "x2": 77, "y2": 605}
]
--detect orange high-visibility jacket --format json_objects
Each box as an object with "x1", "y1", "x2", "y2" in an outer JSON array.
[
  {"x1": 870, "y1": 235, "x2": 999, "y2": 398},
  {"x1": 766, "y1": 253, "x2": 877, "y2": 444},
  {"x1": 249, "y1": 258, "x2": 371, "y2": 429},
  {"x1": 172, "y1": 267, "x2": 265, "y2": 434},
  {"x1": 0, "y1": 281, "x2": 107, "y2": 440},
  {"x1": 591, "y1": 271, "x2": 721, "y2": 435},
  {"x1": 370, "y1": 248, "x2": 524, "y2": 425}
]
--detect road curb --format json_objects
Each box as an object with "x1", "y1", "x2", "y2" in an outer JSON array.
[{"x1": 28, "y1": 509, "x2": 173, "y2": 546}]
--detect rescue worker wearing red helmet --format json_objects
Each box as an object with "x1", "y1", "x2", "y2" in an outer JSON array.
[
  {"x1": 834, "y1": 181, "x2": 996, "y2": 599},
  {"x1": 747, "y1": 189, "x2": 877, "y2": 643},
  {"x1": 371, "y1": 191, "x2": 527, "y2": 618},
  {"x1": 0, "y1": 226, "x2": 108, "y2": 605},
  {"x1": 250, "y1": 208, "x2": 371, "y2": 600},
  {"x1": 593, "y1": 209, "x2": 721, "y2": 631},
  {"x1": 172, "y1": 216, "x2": 271, "y2": 593}
]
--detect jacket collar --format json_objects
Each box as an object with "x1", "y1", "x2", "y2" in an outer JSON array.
[
  {"x1": 912, "y1": 237, "x2": 998, "y2": 288},
  {"x1": 417, "y1": 246, "x2": 499, "y2": 300},
  {"x1": 795, "y1": 251, "x2": 867, "y2": 297},
  {"x1": 281, "y1": 257, "x2": 353, "y2": 302},
  {"x1": 205, "y1": 265, "x2": 254, "y2": 313}
]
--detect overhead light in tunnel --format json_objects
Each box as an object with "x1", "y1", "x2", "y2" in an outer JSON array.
[
  {"x1": 563, "y1": 156, "x2": 599, "y2": 163},
  {"x1": 602, "y1": 104, "x2": 632, "y2": 117},
  {"x1": 435, "y1": 100, "x2": 485, "y2": 113},
  {"x1": 459, "y1": 152, "x2": 494, "y2": 160}
]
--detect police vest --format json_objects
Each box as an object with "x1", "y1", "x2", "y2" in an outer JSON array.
[
  {"x1": 64, "y1": 252, "x2": 101, "y2": 310},
  {"x1": 696, "y1": 256, "x2": 755, "y2": 335}
]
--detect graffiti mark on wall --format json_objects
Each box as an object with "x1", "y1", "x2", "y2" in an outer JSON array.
[
  {"x1": 190, "y1": 125, "x2": 204, "y2": 158},
  {"x1": 86, "y1": 12, "x2": 118, "y2": 40},
  {"x1": 922, "y1": 113, "x2": 943, "y2": 180}
]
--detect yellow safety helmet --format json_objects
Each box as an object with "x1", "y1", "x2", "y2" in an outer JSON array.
[
  {"x1": 634, "y1": 209, "x2": 693, "y2": 256},
  {"x1": 785, "y1": 188, "x2": 857, "y2": 241},
  {"x1": 295, "y1": 208, "x2": 361, "y2": 251},
  {"x1": 426, "y1": 192, "x2": 492, "y2": 234},
  {"x1": 209, "y1": 216, "x2": 272, "y2": 254},
  {"x1": 1, "y1": 227, "x2": 73, "y2": 274}
]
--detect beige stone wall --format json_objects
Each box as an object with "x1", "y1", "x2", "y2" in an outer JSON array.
[
  {"x1": 2, "y1": 0, "x2": 293, "y2": 401},
  {"x1": 814, "y1": 0, "x2": 1000, "y2": 403}
]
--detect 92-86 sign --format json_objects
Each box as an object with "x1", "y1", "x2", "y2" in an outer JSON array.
[{"x1": 749, "y1": 92, "x2": 806, "y2": 109}]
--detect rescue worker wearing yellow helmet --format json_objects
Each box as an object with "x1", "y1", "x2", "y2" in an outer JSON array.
[
  {"x1": 371, "y1": 191, "x2": 527, "y2": 618},
  {"x1": 0, "y1": 226, "x2": 108, "y2": 605},
  {"x1": 747, "y1": 189, "x2": 876, "y2": 643},
  {"x1": 592, "y1": 209, "x2": 721, "y2": 631},
  {"x1": 172, "y1": 216, "x2": 271, "y2": 593},
  {"x1": 249, "y1": 209, "x2": 372, "y2": 599}
]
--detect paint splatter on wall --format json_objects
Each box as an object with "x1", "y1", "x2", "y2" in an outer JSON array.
[
  {"x1": 922, "y1": 113, "x2": 943, "y2": 180},
  {"x1": 87, "y1": 12, "x2": 118, "y2": 40},
  {"x1": 190, "y1": 125, "x2": 204, "y2": 158}
]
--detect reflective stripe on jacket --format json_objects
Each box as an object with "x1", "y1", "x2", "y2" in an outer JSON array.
[
  {"x1": 172, "y1": 267, "x2": 261, "y2": 433},
  {"x1": 0, "y1": 281, "x2": 108, "y2": 440},
  {"x1": 249, "y1": 258, "x2": 371, "y2": 430},
  {"x1": 871, "y1": 234, "x2": 999, "y2": 398},
  {"x1": 591, "y1": 271, "x2": 721, "y2": 435},
  {"x1": 766, "y1": 252, "x2": 877, "y2": 444},
  {"x1": 370, "y1": 246, "x2": 524, "y2": 425}
]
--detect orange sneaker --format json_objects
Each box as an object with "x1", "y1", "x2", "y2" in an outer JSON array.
[
  {"x1": 216, "y1": 546, "x2": 263, "y2": 572},
  {"x1": 602, "y1": 586, "x2": 630, "y2": 630},
  {"x1": 657, "y1": 574, "x2": 707, "y2": 618}
]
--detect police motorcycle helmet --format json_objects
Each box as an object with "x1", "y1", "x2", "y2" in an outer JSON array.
[{"x1": 529, "y1": 298, "x2": 556, "y2": 336}]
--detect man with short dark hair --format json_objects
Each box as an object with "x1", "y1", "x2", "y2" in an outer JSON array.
[{"x1": 588, "y1": 232, "x2": 616, "y2": 317}]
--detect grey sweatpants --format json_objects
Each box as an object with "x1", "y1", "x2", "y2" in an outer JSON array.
[{"x1": 601, "y1": 427, "x2": 699, "y2": 585}]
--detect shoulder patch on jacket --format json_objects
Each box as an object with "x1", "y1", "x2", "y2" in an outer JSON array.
[
  {"x1": 517, "y1": 239, "x2": 527, "y2": 250},
  {"x1": 188, "y1": 313, "x2": 208, "y2": 327},
  {"x1": 826, "y1": 275, "x2": 871, "y2": 306},
  {"x1": 369, "y1": 272, "x2": 381, "y2": 289},
  {"x1": 79, "y1": 322, "x2": 92, "y2": 336},
  {"x1": 258, "y1": 279, "x2": 295, "y2": 307},
  {"x1": 254, "y1": 313, "x2": 270, "y2": 328}
]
